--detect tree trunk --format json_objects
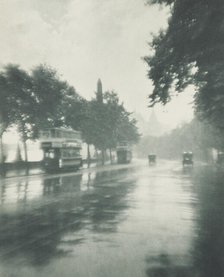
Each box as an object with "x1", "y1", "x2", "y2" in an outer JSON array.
[
  {"x1": 0, "y1": 135, "x2": 5, "y2": 176},
  {"x1": 0, "y1": 135, "x2": 4, "y2": 164},
  {"x1": 22, "y1": 138, "x2": 29, "y2": 176},
  {"x1": 109, "y1": 148, "x2": 113, "y2": 164},
  {"x1": 15, "y1": 143, "x2": 22, "y2": 162},
  {"x1": 22, "y1": 138, "x2": 28, "y2": 163},
  {"x1": 87, "y1": 144, "x2": 91, "y2": 168},
  {"x1": 19, "y1": 122, "x2": 28, "y2": 166},
  {"x1": 0, "y1": 113, "x2": 5, "y2": 164},
  {"x1": 95, "y1": 148, "x2": 99, "y2": 163},
  {"x1": 101, "y1": 150, "x2": 105, "y2": 165}
]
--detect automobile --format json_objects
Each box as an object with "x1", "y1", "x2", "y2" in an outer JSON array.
[
  {"x1": 148, "y1": 154, "x2": 156, "y2": 164},
  {"x1": 182, "y1": 152, "x2": 193, "y2": 166}
]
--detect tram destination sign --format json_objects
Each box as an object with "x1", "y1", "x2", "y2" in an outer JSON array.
[
  {"x1": 63, "y1": 142, "x2": 81, "y2": 148},
  {"x1": 41, "y1": 141, "x2": 80, "y2": 148},
  {"x1": 41, "y1": 142, "x2": 63, "y2": 148}
]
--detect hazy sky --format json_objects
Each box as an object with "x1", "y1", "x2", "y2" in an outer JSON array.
[{"x1": 0, "y1": 0, "x2": 194, "y2": 129}]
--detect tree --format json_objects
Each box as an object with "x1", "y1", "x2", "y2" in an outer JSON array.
[
  {"x1": 116, "y1": 111, "x2": 140, "y2": 145},
  {"x1": 3, "y1": 64, "x2": 33, "y2": 163},
  {"x1": 103, "y1": 91, "x2": 127, "y2": 163},
  {"x1": 89, "y1": 98, "x2": 108, "y2": 164},
  {"x1": 66, "y1": 87, "x2": 140, "y2": 165},
  {"x1": 135, "y1": 118, "x2": 221, "y2": 161},
  {"x1": 31, "y1": 64, "x2": 69, "y2": 132},
  {"x1": 90, "y1": 90, "x2": 140, "y2": 164},
  {"x1": 1, "y1": 64, "x2": 71, "y2": 163},
  {"x1": 145, "y1": 0, "x2": 224, "y2": 128},
  {"x1": 63, "y1": 87, "x2": 86, "y2": 131},
  {"x1": 103, "y1": 91, "x2": 123, "y2": 148},
  {"x1": 64, "y1": 93, "x2": 94, "y2": 165},
  {"x1": 0, "y1": 72, "x2": 14, "y2": 164}
]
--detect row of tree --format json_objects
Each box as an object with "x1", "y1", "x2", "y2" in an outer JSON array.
[
  {"x1": 136, "y1": 119, "x2": 223, "y2": 161},
  {"x1": 0, "y1": 64, "x2": 140, "y2": 164},
  {"x1": 145, "y1": 0, "x2": 224, "y2": 135}
]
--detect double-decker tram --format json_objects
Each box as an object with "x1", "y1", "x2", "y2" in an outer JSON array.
[
  {"x1": 116, "y1": 141, "x2": 132, "y2": 164},
  {"x1": 39, "y1": 128, "x2": 83, "y2": 172}
]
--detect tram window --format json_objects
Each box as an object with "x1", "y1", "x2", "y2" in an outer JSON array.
[
  {"x1": 60, "y1": 149, "x2": 79, "y2": 158},
  {"x1": 61, "y1": 150, "x2": 69, "y2": 158},
  {"x1": 41, "y1": 131, "x2": 50, "y2": 138},
  {"x1": 55, "y1": 130, "x2": 59, "y2": 138},
  {"x1": 45, "y1": 149, "x2": 55, "y2": 158},
  {"x1": 72, "y1": 149, "x2": 79, "y2": 156},
  {"x1": 50, "y1": 129, "x2": 55, "y2": 138},
  {"x1": 58, "y1": 130, "x2": 62, "y2": 138}
]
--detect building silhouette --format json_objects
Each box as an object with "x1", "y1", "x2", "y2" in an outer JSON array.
[{"x1": 134, "y1": 110, "x2": 168, "y2": 137}]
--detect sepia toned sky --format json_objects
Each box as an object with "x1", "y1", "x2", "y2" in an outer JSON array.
[{"x1": 0, "y1": 0, "x2": 194, "y2": 129}]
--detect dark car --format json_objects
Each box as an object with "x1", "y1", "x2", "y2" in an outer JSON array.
[
  {"x1": 182, "y1": 152, "x2": 193, "y2": 166},
  {"x1": 148, "y1": 154, "x2": 156, "y2": 164}
]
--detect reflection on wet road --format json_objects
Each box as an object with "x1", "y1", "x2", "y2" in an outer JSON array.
[{"x1": 0, "y1": 160, "x2": 224, "y2": 277}]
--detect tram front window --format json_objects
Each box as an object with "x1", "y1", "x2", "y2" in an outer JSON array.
[{"x1": 45, "y1": 149, "x2": 56, "y2": 159}]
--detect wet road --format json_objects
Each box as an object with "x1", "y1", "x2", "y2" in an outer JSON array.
[{"x1": 0, "y1": 160, "x2": 224, "y2": 277}]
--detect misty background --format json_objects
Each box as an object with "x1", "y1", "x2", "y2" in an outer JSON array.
[{"x1": 0, "y1": 0, "x2": 208, "y2": 165}]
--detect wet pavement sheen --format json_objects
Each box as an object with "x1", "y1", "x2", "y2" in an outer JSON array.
[{"x1": 0, "y1": 160, "x2": 224, "y2": 277}]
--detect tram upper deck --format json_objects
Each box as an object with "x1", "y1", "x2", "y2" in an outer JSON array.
[{"x1": 39, "y1": 128, "x2": 82, "y2": 148}]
